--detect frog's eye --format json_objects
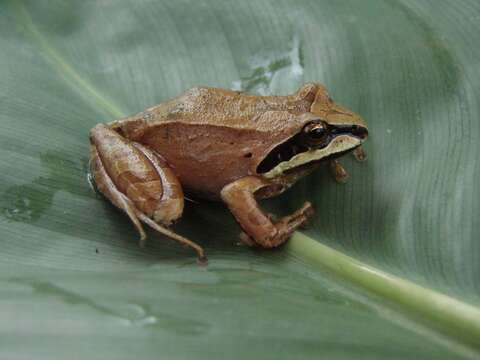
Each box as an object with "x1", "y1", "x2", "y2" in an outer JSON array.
[
  {"x1": 308, "y1": 125, "x2": 327, "y2": 139},
  {"x1": 303, "y1": 121, "x2": 329, "y2": 146}
]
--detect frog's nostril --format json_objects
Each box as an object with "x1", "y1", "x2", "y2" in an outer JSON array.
[{"x1": 353, "y1": 126, "x2": 368, "y2": 140}]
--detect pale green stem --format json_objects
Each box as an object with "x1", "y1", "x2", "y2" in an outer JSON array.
[{"x1": 289, "y1": 232, "x2": 480, "y2": 348}]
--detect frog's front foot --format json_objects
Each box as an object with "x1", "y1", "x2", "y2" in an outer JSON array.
[
  {"x1": 329, "y1": 145, "x2": 367, "y2": 183},
  {"x1": 330, "y1": 159, "x2": 349, "y2": 183},
  {"x1": 353, "y1": 145, "x2": 367, "y2": 161},
  {"x1": 239, "y1": 202, "x2": 314, "y2": 247},
  {"x1": 221, "y1": 176, "x2": 314, "y2": 248}
]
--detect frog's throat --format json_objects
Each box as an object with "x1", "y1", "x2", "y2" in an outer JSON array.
[{"x1": 262, "y1": 135, "x2": 361, "y2": 179}]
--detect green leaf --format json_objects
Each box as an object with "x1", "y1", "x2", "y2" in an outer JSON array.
[{"x1": 1, "y1": 0, "x2": 479, "y2": 358}]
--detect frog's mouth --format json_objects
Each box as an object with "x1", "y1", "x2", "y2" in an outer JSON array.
[{"x1": 258, "y1": 126, "x2": 366, "y2": 179}]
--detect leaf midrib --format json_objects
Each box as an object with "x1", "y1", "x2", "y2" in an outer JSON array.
[{"x1": 13, "y1": 2, "x2": 126, "y2": 119}]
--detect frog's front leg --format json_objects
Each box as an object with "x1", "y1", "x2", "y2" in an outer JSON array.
[
  {"x1": 220, "y1": 176, "x2": 314, "y2": 248},
  {"x1": 330, "y1": 159, "x2": 349, "y2": 183},
  {"x1": 89, "y1": 124, "x2": 206, "y2": 260},
  {"x1": 353, "y1": 146, "x2": 367, "y2": 161}
]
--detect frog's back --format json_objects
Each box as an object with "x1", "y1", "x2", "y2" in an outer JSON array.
[{"x1": 151, "y1": 86, "x2": 312, "y2": 130}]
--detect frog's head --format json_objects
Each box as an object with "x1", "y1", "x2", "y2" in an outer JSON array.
[{"x1": 256, "y1": 84, "x2": 368, "y2": 178}]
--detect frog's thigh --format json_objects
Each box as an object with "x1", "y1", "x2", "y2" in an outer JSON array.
[
  {"x1": 90, "y1": 144, "x2": 147, "y2": 240},
  {"x1": 132, "y1": 142, "x2": 185, "y2": 226},
  {"x1": 90, "y1": 124, "x2": 184, "y2": 227}
]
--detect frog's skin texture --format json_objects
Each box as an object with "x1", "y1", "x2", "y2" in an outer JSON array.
[{"x1": 89, "y1": 83, "x2": 368, "y2": 260}]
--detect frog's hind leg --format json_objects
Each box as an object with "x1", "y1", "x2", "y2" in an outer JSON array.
[
  {"x1": 90, "y1": 124, "x2": 205, "y2": 260},
  {"x1": 91, "y1": 145, "x2": 147, "y2": 241}
]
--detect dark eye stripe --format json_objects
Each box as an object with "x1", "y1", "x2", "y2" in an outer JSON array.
[{"x1": 329, "y1": 125, "x2": 368, "y2": 139}]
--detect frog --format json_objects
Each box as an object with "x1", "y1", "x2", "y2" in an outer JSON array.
[{"x1": 89, "y1": 83, "x2": 368, "y2": 261}]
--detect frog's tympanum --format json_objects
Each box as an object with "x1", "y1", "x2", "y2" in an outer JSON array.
[{"x1": 89, "y1": 83, "x2": 368, "y2": 261}]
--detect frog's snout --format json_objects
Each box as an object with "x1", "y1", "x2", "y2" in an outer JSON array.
[
  {"x1": 352, "y1": 124, "x2": 368, "y2": 141},
  {"x1": 325, "y1": 102, "x2": 368, "y2": 140}
]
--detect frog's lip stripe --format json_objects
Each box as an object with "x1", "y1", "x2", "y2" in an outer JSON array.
[
  {"x1": 262, "y1": 135, "x2": 361, "y2": 179},
  {"x1": 257, "y1": 125, "x2": 367, "y2": 175}
]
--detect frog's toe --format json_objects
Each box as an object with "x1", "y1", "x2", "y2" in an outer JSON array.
[
  {"x1": 353, "y1": 145, "x2": 367, "y2": 162},
  {"x1": 330, "y1": 160, "x2": 349, "y2": 183},
  {"x1": 239, "y1": 231, "x2": 258, "y2": 247}
]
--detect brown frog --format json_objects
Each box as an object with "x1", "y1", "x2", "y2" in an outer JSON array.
[{"x1": 89, "y1": 83, "x2": 368, "y2": 261}]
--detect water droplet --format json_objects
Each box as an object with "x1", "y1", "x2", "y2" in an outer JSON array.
[
  {"x1": 231, "y1": 36, "x2": 304, "y2": 95},
  {"x1": 117, "y1": 303, "x2": 159, "y2": 327}
]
